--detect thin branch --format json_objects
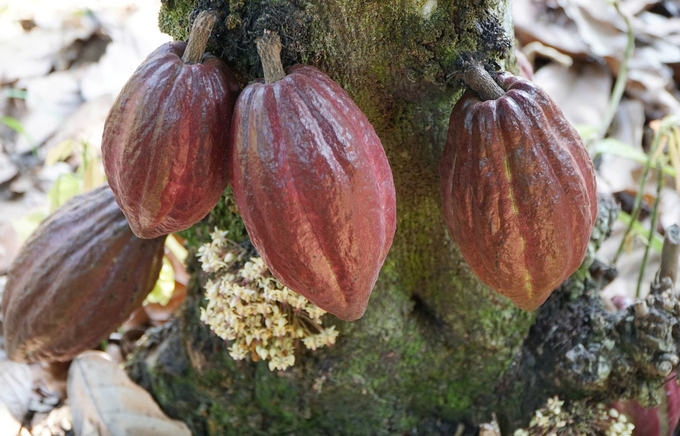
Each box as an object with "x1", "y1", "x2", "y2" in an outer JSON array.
[
  {"x1": 461, "y1": 64, "x2": 505, "y2": 101},
  {"x1": 636, "y1": 163, "x2": 663, "y2": 297},
  {"x1": 594, "y1": 0, "x2": 635, "y2": 143},
  {"x1": 613, "y1": 120, "x2": 675, "y2": 263},
  {"x1": 182, "y1": 10, "x2": 218, "y2": 65}
]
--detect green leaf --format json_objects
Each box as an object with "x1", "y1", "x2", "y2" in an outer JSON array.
[
  {"x1": 574, "y1": 124, "x2": 598, "y2": 144},
  {"x1": 145, "y1": 257, "x2": 175, "y2": 306},
  {"x1": 0, "y1": 116, "x2": 26, "y2": 135},
  {"x1": 11, "y1": 211, "x2": 48, "y2": 241},
  {"x1": 593, "y1": 138, "x2": 676, "y2": 177},
  {"x1": 4, "y1": 89, "x2": 27, "y2": 99},
  {"x1": 617, "y1": 211, "x2": 663, "y2": 252},
  {"x1": 165, "y1": 234, "x2": 188, "y2": 263},
  {"x1": 48, "y1": 173, "x2": 82, "y2": 212},
  {"x1": 45, "y1": 139, "x2": 76, "y2": 166},
  {"x1": 0, "y1": 116, "x2": 35, "y2": 152}
]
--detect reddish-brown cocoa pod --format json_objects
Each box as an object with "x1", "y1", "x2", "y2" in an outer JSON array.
[
  {"x1": 439, "y1": 69, "x2": 598, "y2": 311},
  {"x1": 1, "y1": 186, "x2": 166, "y2": 362},
  {"x1": 230, "y1": 34, "x2": 397, "y2": 321},
  {"x1": 102, "y1": 11, "x2": 239, "y2": 239}
]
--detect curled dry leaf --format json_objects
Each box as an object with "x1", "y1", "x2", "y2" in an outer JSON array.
[
  {"x1": 557, "y1": 0, "x2": 628, "y2": 58},
  {"x1": 514, "y1": 0, "x2": 589, "y2": 56},
  {"x1": 625, "y1": 53, "x2": 680, "y2": 119},
  {"x1": 67, "y1": 351, "x2": 191, "y2": 436}
]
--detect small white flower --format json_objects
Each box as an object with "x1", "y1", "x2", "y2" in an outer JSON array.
[
  {"x1": 198, "y1": 231, "x2": 339, "y2": 372},
  {"x1": 228, "y1": 343, "x2": 248, "y2": 360}
]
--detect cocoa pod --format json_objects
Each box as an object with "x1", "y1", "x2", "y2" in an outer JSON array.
[
  {"x1": 613, "y1": 375, "x2": 680, "y2": 436},
  {"x1": 439, "y1": 71, "x2": 598, "y2": 311},
  {"x1": 230, "y1": 37, "x2": 396, "y2": 321},
  {"x1": 102, "y1": 36, "x2": 239, "y2": 239},
  {"x1": 1, "y1": 186, "x2": 166, "y2": 362}
]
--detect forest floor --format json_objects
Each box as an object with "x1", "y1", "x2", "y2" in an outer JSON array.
[{"x1": 0, "y1": 0, "x2": 680, "y2": 434}]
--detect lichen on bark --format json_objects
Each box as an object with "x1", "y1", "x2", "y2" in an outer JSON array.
[{"x1": 131, "y1": 0, "x2": 536, "y2": 434}]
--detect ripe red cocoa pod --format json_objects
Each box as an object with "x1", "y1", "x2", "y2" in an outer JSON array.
[
  {"x1": 439, "y1": 72, "x2": 598, "y2": 311},
  {"x1": 1, "y1": 186, "x2": 166, "y2": 362},
  {"x1": 230, "y1": 64, "x2": 397, "y2": 321},
  {"x1": 102, "y1": 40, "x2": 239, "y2": 239},
  {"x1": 613, "y1": 374, "x2": 680, "y2": 436}
]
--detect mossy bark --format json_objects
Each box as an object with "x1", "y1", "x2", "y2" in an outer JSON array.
[{"x1": 129, "y1": 1, "x2": 536, "y2": 434}]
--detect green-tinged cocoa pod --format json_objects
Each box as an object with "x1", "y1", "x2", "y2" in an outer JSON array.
[
  {"x1": 230, "y1": 34, "x2": 397, "y2": 321},
  {"x1": 439, "y1": 70, "x2": 598, "y2": 311},
  {"x1": 1, "y1": 186, "x2": 166, "y2": 362},
  {"x1": 102, "y1": 11, "x2": 239, "y2": 239}
]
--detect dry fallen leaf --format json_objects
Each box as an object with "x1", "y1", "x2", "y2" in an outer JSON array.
[
  {"x1": 597, "y1": 98, "x2": 647, "y2": 194},
  {"x1": 12, "y1": 71, "x2": 84, "y2": 155},
  {"x1": 609, "y1": 98, "x2": 646, "y2": 148},
  {"x1": 40, "y1": 95, "x2": 114, "y2": 163},
  {"x1": 533, "y1": 62, "x2": 612, "y2": 128},
  {"x1": 514, "y1": 0, "x2": 590, "y2": 56},
  {"x1": 0, "y1": 151, "x2": 18, "y2": 186},
  {"x1": 144, "y1": 281, "x2": 187, "y2": 326},
  {"x1": 0, "y1": 403, "x2": 22, "y2": 436},
  {"x1": 67, "y1": 351, "x2": 191, "y2": 436},
  {"x1": 625, "y1": 52, "x2": 680, "y2": 119},
  {"x1": 599, "y1": 218, "x2": 663, "y2": 302},
  {"x1": 0, "y1": 222, "x2": 22, "y2": 274},
  {"x1": 659, "y1": 186, "x2": 680, "y2": 231},
  {"x1": 0, "y1": 359, "x2": 33, "y2": 424},
  {"x1": 557, "y1": 0, "x2": 628, "y2": 59}
]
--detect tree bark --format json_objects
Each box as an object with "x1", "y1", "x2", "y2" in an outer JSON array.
[{"x1": 124, "y1": 1, "x2": 594, "y2": 434}]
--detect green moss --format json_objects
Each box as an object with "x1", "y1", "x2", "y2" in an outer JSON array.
[
  {"x1": 158, "y1": 0, "x2": 193, "y2": 40},
  {"x1": 178, "y1": 187, "x2": 248, "y2": 248}
]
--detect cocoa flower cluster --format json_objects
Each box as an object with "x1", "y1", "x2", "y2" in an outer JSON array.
[
  {"x1": 197, "y1": 228, "x2": 339, "y2": 371},
  {"x1": 512, "y1": 397, "x2": 634, "y2": 436}
]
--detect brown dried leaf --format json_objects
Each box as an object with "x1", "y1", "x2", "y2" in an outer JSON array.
[
  {"x1": 659, "y1": 186, "x2": 680, "y2": 231},
  {"x1": 0, "y1": 359, "x2": 33, "y2": 423},
  {"x1": 0, "y1": 404, "x2": 21, "y2": 434},
  {"x1": 0, "y1": 223, "x2": 22, "y2": 274},
  {"x1": 621, "y1": 0, "x2": 659, "y2": 16},
  {"x1": 533, "y1": 62, "x2": 612, "y2": 127},
  {"x1": 0, "y1": 152, "x2": 18, "y2": 186},
  {"x1": 514, "y1": 0, "x2": 590, "y2": 55},
  {"x1": 609, "y1": 98, "x2": 646, "y2": 148},
  {"x1": 144, "y1": 281, "x2": 187, "y2": 326},
  {"x1": 625, "y1": 52, "x2": 680, "y2": 118},
  {"x1": 599, "y1": 219, "x2": 663, "y2": 302},
  {"x1": 635, "y1": 13, "x2": 680, "y2": 63},
  {"x1": 597, "y1": 99, "x2": 647, "y2": 194},
  {"x1": 557, "y1": 0, "x2": 628, "y2": 59},
  {"x1": 41, "y1": 95, "x2": 114, "y2": 163},
  {"x1": 67, "y1": 351, "x2": 191, "y2": 436},
  {"x1": 12, "y1": 71, "x2": 83, "y2": 154}
]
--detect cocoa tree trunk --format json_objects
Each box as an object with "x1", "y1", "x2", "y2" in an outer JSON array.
[{"x1": 126, "y1": 1, "x2": 565, "y2": 434}]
